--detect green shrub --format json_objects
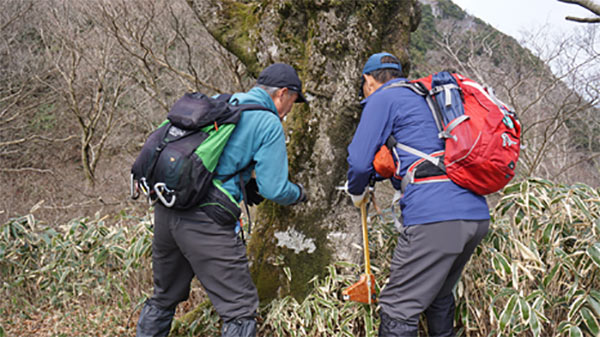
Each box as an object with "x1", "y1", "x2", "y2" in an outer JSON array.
[
  {"x1": 458, "y1": 178, "x2": 600, "y2": 336},
  {"x1": 0, "y1": 213, "x2": 153, "y2": 307},
  {"x1": 1, "y1": 178, "x2": 598, "y2": 336},
  {"x1": 0, "y1": 213, "x2": 154, "y2": 335},
  {"x1": 256, "y1": 178, "x2": 600, "y2": 336}
]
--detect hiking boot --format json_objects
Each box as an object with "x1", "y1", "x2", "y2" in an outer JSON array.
[
  {"x1": 136, "y1": 300, "x2": 176, "y2": 337},
  {"x1": 221, "y1": 318, "x2": 256, "y2": 337},
  {"x1": 378, "y1": 311, "x2": 418, "y2": 337}
]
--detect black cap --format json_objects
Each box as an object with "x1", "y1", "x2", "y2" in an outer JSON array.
[{"x1": 257, "y1": 63, "x2": 307, "y2": 103}]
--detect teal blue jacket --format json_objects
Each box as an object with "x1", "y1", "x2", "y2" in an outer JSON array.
[{"x1": 214, "y1": 87, "x2": 301, "y2": 205}]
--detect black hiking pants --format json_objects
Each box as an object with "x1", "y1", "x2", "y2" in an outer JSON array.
[
  {"x1": 378, "y1": 219, "x2": 489, "y2": 337},
  {"x1": 136, "y1": 186, "x2": 258, "y2": 337}
]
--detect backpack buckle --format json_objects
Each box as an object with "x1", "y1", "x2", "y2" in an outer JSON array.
[{"x1": 501, "y1": 133, "x2": 518, "y2": 147}]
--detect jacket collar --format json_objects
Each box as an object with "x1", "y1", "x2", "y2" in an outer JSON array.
[
  {"x1": 360, "y1": 77, "x2": 408, "y2": 106},
  {"x1": 230, "y1": 87, "x2": 279, "y2": 116}
]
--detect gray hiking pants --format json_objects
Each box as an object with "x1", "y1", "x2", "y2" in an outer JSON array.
[
  {"x1": 379, "y1": 219, "x2": 489, "y2": 336},
  {"x1": 136, "y1": 187, "x2": 258, "y2": 336}
]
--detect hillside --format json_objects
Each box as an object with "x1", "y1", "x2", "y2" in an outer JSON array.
[{"x1": 1, "y1": 0, "x2": 597, "y2": 226}]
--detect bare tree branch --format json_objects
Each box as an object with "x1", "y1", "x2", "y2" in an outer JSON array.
[
  {"x1": 0, "y1": 1, "x2": 33, "y2": 32},
  {"x1": 0, "y1": 167, "x2": 53, "y2": 174},
  {"x1": 558, "y1": 0, "x2": 600, "y2": 23},
  {"x1": 0, "y1": 135, "x2": 76, "y2": 148},
  {"x1": 565, "y1": 15, "x2": 600, "y2": 23}
]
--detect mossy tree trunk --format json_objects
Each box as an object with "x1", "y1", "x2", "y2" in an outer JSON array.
[{"x1": 187, "y1": 0, "x2": 421, "y2": 302}]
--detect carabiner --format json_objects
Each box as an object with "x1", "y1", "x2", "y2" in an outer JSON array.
[
  {"x1": 139, "y1": 177, "x2": 151, "y2": 196},
  {"x1": 130, "y1": 174, "x2": 140, "y2": 200},
  {"x1": 154, "y1": 182, "x2": 176, "y2": 207}
]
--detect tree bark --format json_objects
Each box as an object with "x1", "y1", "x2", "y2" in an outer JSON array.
[{"x1": 187, "y1": 0, "x2": 421, "y2": 302}]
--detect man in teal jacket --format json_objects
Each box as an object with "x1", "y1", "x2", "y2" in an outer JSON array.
[{"x1": 136, "y1": 63, "x2": 308, "y2": 337}]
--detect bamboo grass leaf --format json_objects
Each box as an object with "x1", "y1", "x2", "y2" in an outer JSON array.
[
  {"x1": 502, "y1": 182, "x2": 521, "y2": 195},
  {"x1": 529, "y1": 311, "x2": 541, "y2": 337},
  {"x1": 514, "y1": 240, "x2": 542, "y2": 264},
  {"x1": 542, "y1": 264, "x2": 561, "y2": 289},
  {"x1": 588, "y1": 295, "x2": 600, "y2": 317},
  {"x1": 283, "y1": 266, "x2": 292, "y2": 282},
  {"x1": 511, "y1": 262, "x2": 519, "y2": 290},
  {"x1": 586, "y1": 243, "x2": 600, "y2": 268},
  {"x1": 580, "y1": 307, "x2": 600, "y2": 336},
  {"x1": 569, "y1": 325, "x2": 583, "y2": 337},
  {"x1": 571, "y1": 195, "x2": 592, "y2": 221},
  {"x1": 519, "y1": 298, "x2": 530, "y2": 324},
  {"x1": 499, "y1": 294, "x2": 518, "y2": 331},
  {"x1": 568, "y1": 296, "x2": 587, "y2": 321}
]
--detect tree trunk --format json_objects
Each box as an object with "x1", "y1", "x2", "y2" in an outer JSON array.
[{"x1": 187, "y1": 0, "x2": 421, "y2": 302}]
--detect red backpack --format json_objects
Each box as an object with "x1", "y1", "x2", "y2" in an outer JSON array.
[{"x1": 374, "y1": 72, "x2": 521, "y2": 195}]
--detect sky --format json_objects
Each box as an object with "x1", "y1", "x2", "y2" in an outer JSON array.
[{"x1": 451, "y1": 0, "x2": 595, "y2": 41}]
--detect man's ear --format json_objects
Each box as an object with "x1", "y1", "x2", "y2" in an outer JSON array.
[
  {"x1": 271, "y1": 87, "x2": 284, "y2": 103},
  {"x1": 363, "y1": 74, "x2": 380, "y2": 98},
  {"x1": 278, "y1": 87, "x2": 289, "y2": 99}
]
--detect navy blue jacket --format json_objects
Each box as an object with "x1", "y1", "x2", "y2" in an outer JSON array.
[{"x1": 347, "y1": 78, "x2": 489, "y2": 226}]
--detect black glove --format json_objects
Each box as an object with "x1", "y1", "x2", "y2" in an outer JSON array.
[
  {"x1": 294, "y1": 183, "x2": 308, "y2": 205},
  {"x1": 244, "y1": 178, "x2": 264, "y2": 206}
]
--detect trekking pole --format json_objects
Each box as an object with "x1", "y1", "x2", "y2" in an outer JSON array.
[
  {"x1": 361, "y1": 202, "x2": 372, "y2": 276},
  {"x1": 342, "y1": 200, "x2": 376, "y2": 304}
]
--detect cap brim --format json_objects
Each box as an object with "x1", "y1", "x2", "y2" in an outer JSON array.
[{"x1": 295, "y1": 91, "x2": 308, "y2": 104}]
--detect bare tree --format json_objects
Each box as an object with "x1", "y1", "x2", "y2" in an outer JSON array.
[
  {"x1": 0, "y1": 0, "x2": 259, "y2": 223},
  {"x1": 0, "y1": 0, "x2": 72, "y2": 176},
  {"x1": 34, "y1": 1, "x2": 140, "y2": 185},
  {"x1": 97, "y1": 0, "x2": 251, "y2": 113},
  {"x1": 558, "y1": 0, "x2": 600, "y2": 23},
  {"x1": 0, "y1": 0, "x2": 87, "y2": 223}
]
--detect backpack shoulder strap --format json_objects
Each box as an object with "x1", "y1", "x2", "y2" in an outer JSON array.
[
  {"x1": 216, "y1": 93, "x2": 233, "y2": 102},
  {"x1": 384, "y1": 81, "x2": 429, "y2": 96},
  {"x1": 217, "y1": 93, "x2": 276, "y2": 114},
  {"x1": 383, "y1": 81, "x2": 444, "y2": 132},
  {"x1": 238, "y1": 173, "x2": 253, "y2": 237}
]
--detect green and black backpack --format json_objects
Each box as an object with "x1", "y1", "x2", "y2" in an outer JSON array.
[{"x1": 130, "y1": 92, "x2": 272, "y2": 209}]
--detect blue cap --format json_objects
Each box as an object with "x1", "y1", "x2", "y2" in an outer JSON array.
[{"x1": 362, "y1": 52, "x2": 402, "y2": 75}]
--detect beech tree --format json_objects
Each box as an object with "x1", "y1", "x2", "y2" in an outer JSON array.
[
  {"x1": 70, "y1": 0, "x2": 421, "y2": 304},
  {"x1": 185, "y1": 0, "x2": 421, "y2": 301}
]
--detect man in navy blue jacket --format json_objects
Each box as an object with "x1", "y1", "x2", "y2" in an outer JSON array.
[{"x1": 346, "y1": 52, "x2": 490, "y2": 336}]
